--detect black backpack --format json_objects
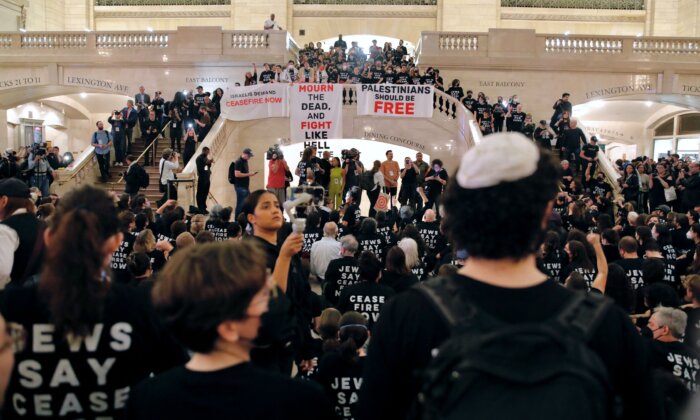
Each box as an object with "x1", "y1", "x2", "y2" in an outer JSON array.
[
  {"x1": 228, "y1": 161, "x2": 236, "y2": 185},
  {"x1": 360, "y1": 170, "x2": 375, "y2": 191},
  {"x1": 413, "y1": 276, "x2": 613, "y2": 420},
  {"x1": 138, "y1": 166, "x2": 150, "y2": 188}
]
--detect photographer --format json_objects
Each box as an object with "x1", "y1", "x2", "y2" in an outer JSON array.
[
  {"x1": 143, "y1": 110, "x2": 161, "y2": 166},
  {"x1": 158, "y1": 148, "x2": 181, "y2": 207},
  {"x1": 0, "y1": 149, "x2": 18, "y2": 180},
  {"x1": 91, "y1": 121, "x2": 112, "y2": 183},
  {"x1": 649, "y1": 163, "x2": 674, "y2": 211},
  {"x1": 399, "y1": 156, "x2": 419, "y2": 210},
  {"x1": 169, "y1": 106, "x2": 183, "y2": 153},
  {"x1": 342, "y1": 148, "x2": 364, "y2": 204},
  {"x1": 266, "y1": 147, "x2": 289, "y2": 205},
  {"x1": 678, "y1": 161, "x2": 700, "y2": 212},
  {"x1": 195, "y1": 147, "x2": 214, "y2": 213},
  {"x1": 121, "y1": 100, "x2": 138, "y2": 154},
  {"x1": 108, "y1": 110, "x2": 126, "y2": 166}
]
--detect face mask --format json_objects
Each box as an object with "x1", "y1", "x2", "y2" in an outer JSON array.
[{"x1": 688, "y1": 231, "x2": 694, "y2": 240}]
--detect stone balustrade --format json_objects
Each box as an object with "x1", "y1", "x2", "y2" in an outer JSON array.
[{"x1": 418, "y1": 30, "x2": 700, "y2": 71}]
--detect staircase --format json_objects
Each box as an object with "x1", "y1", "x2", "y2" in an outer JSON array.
[{"x1": 105, "y1": 137, "x2": 164, "y2": 207}]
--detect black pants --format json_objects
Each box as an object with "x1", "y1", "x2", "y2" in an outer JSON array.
[
  {"x1": 367, "y1": 187, "x2": 380, "y2": 218},
  {"x1": 96, "y1": 152, "x2": 110, "y2": 180},
  {"x1": 399, "y1": 182, "x2": 418, "y2": 209},
  {"x1": 424, "y1": 192, "x2": 442, "y2": 213},
  {"x1": 197, "y1": 176, "x2": 210, "y2": 211},
  {"x1": 493, "y1": 117, "x2": 504, "y2": 132},
  {"x1": 144, "y1": 136, "x2": 157, "y2": 166},
  {"x1": 125, "y1": 127, "x2": 134, "y2": 154},
  {"x1": 158, "y1": 182, "x2": 178, "y2": 207},
  {"x1": 384, "y1": 186, "x2": 397, "y2": 205}
]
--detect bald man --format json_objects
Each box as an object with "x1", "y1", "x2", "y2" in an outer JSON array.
[{"x1": 310, "y1": 222, "x2": 341, "y2": 282}]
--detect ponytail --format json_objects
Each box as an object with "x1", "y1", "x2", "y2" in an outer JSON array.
[
  {"x1": 39, "y1": 186, "x2": 118, "y2": 337},
  {"x1": 337, "y1": 311, "x2": 369, "y2": 365}
]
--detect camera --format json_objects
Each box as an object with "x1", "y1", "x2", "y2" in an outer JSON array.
[
  {"x1": 113, "y1": 110, "x2": 122, "y2": 115},
  {"x1": 35, "y1": 148, "x2": 46, "y2": 157},
  {"x1": 341, "y1": 148, "x2": 359, "y2": 161},
  {"x1": 266, "y1": 145, "x2": 283, "y2": 160},
  {"x1": 405, "y1": 158, "x2": 411, "y2": 164}
]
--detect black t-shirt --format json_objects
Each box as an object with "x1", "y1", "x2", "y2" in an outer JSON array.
[
  {"x1": 205, "y1": 220, "x2": 229, "y2": 242},
  {"x1": 445, "y1": 87, "x2": 464, "y2": 100},
  {"x1": 534, "y1": 126, "x2": 554, "y2": 148},
  {"x1": 582, "y1": 143, "x2": 600, "y2": 159},
  {"x1": 380, "y1": 270, "x2": 418, "y2": 294},
  {"x1": 538, "y1": 249, "x2": 563, "y2": 283},
  {"x1": 369, "y1": 69, "x2": 384, "y2": 84},
  {"x1": 358, "y1": 233, "x2": 387, "y2": 260},
  {"x1": 337, "y1": 282, "x2": 395, "y2": 331},
  {"x1": 143, "y1": 118, "x2": 161, "y2": 139},
  {"x1": 259, "y1": 70, "x2": 276, "y2": 83},
  {"x1": 420, "y1": 74, "x2": 435, "y2": 86},
  {"x1": 491, "y1": 103, "x2": 505, "y2": 118},
  {"x1": 234, "y1": 157, "x2": 250, "y2": 190},
  {"x1": 383, "y1": 73, "x2": 397, "y2": 84},
  {"x1": 110, "y1": 232, "x2": 136, "y2": 283},
  {"x1": 357, "y1": 275, "x2": 660, "y2": 420},
  {"x1": 562, "y1": 127, "x2": 586, "y2": 151},
  {"x1": 559, "y1": 265, "x2": 597, "y2": 289},
  {"x1": 510, "y1": 111, "x2": 526, "y2": 131},
  {"x1": 416, "y1": 221, "x2": 441, "y2": 253},
  {"x1": 314, "y1": 352, "x2": 364, "y2": 420},
  {"x1": 592, "y1": 180, "x2": 612, "y2": 198},
  {"x1": 303, "y1": 228, "x2": 323, "y2": 254},
  {"x1": 395, "y1": 72, "x2": 410, "y2": 85},
  {"x1": 648, "y1": 340, "x2": 700, "y2": 392},
  {"x1": 324, "y1": 256, "x2": 361, "y2": 306},
  {"x1": 411, "y1": 262, "x2": 428, "y2": 282},
  {"x1": 343, "y1": 204, "x2": 361, "y2": 230},
  {"x1": 425, "y1": 169, "x2": 448, "y2": 197},
  {"x1": 148, "y1": 249, "x2": 167, "y2": 273},
  {"x1": 338, "y1": 69, "x2": 351, "y2": 83},
  {"x1": 474, "y1": 102, "x2": 489, "y2": 119},
  {"x1": 615, "y1": 258, "x2": 645, "y2": 290},
  {"x1": 128, "y1": 362, "x2": 334, "y2": 420},
  {"x1": 1, "y1": 283, "x2": 187, "y2": 419},
  {"x1": 479, "y1": 116, "x2": 493, "y2": 134},
  {"x1": 684, "y1": 307, "x2": 700, "y2": 352},
  {"x1": 376, "y1": 225, "x2": 397, "y2": 248},
  {"x1": 401, "y1": 166, "x2": 417, "y2": 185},
  {"x1": 461, "y1": 96, "x2": 476, "y2": 111}
]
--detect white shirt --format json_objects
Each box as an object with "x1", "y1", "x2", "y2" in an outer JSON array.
[
  {"x1": 264, "y1": 19, "x2": 280, "y2": 30},
  {"x1": 310, "y1": 236, "x2": 341, "y2": 280},
  {"x1": 0, "y1": 209, "x2": 26, "y2": 289},
  {"x1": 159, "y1": 158, "x2": 179, "y2": 185},
  {"x1": 373, "y1": 171, "x2": 385, "y2": 191}
]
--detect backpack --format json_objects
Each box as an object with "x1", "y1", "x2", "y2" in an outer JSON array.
[
  {"x1": 412, "y1": 276, "x2": 613, "y2": 420},
  {"x1": 228, "y1": 161, "x2": 236, "y2": 185},
  {"x1": 138, "y1": 166, "x2": 150, "y2": 188},
  {"x1": 360, "y1": 170, "x2": 375, "y2": 191}
]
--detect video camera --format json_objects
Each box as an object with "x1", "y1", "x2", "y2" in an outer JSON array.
[
  {"x1": 341, "y1": 148, "x2": 359, "y2": 161},
  {"x1": 266, "y1": 145, "x2": 284, "y2": 160}
]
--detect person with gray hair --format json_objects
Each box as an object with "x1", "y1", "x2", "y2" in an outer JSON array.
[
  {"x1": 323, "y1": 234, "x2": 361, "y2": 305},
  {"x1": 310, "y1": 222, "x2": 341, "y2": 282},
  {"x1": 647, "y1": 306, "x2": 700, "y2": 392}
]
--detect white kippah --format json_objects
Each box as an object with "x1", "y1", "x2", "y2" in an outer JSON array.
[{"x1": 456, "y1": 132, "x2": 540, "y2": 189}]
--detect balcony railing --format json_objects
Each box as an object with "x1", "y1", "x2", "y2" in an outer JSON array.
[
  {"x1": 96, "y1": 0, "x2": 229, "y2": 5},
  {"x1": 294, "y1": 0, "x2": 436, "y2": 4},
  {"x1": 420, "y1": 31, "x2": 700, "y2": 63},
  {"x1": 501, "y1": 0, "x2": 644, "y2": 9}
]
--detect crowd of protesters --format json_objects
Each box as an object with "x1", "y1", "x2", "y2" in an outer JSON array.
[{"x1": 1, "y1": 126, "x2": 700, "y2": 418}]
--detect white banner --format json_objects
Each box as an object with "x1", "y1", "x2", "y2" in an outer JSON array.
[
  {"x1": 356, "y1": 84, "x2": 433, "y2": 118},
  {"x1": 290, "y1": 84, "x2": 343, "y2": 142},
  {"x1": 222, "y1": 84, "x2": 288, "y2": 121}
]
